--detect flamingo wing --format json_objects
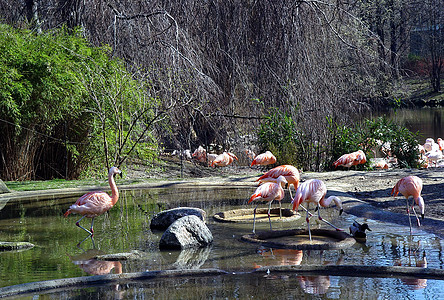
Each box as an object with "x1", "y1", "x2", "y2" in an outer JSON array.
[
  {"x1": 211, "y1": 153, "x2": 229, "y2": 167},
  {"x1": 67, "y1": 191, "x2": 113, "y2": 217},
  {"x1": 292, "y1": 179, "x2": 326, "y2": 210},
  {"x1": 248, "y1": 182, "x2": 281, "y2": 203},
  {"x1": 257, "y1": 165, "x2": 300, "y2": 187},
  {"x1": 251, "y1": 151, "x2": 276, "y2": 167},
  {"x1": 397, "y1": 176, "x2": 423, "y2": 199},
  {"x1": 333, "y1": 153, "x2": 354, "y2": 168}
]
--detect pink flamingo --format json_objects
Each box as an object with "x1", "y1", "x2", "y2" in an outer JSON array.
[
  {"x1": 192, "y1": 146, "x2": 207, "y2": 163},
  {"x1": 248, "y1": 175, "x2": 287, "y2": 233},
  {"x1": 256, "y1": 165, "x2": 300, "y2": 198},
  {"x1": 437, "y1": 138, "x2": 444, "y2": 151},
  {"x1": 292, "y1": 179, "x2": 343, "y2": 241},
  {"x1": 333, "y1": 150, "x2": 366, "y2": 170},
  {"x1": 64, "y1": 166, "x2": 122, "y2": 236},
  {"x1": 245, "y1": 149, "x2": 256, "y2": 162},
  {"x1": 391, "y1": 175, "x2": 425, "y2": 233},
  {"x1": 210, "y1": 152, "x2": 238, "y2": 167},
  {"x1": 250, "y1": 151, "x2": 277, "y2": 167}
]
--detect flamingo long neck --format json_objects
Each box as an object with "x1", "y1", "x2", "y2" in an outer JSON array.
[
  {"x1": 415, "y1": 196, "x2": 425, "y2": 215},
  {"x1": 108, "y1": 173, "x2": 119, "y2": 205},
  {"x1": 320, "y1": 196, "x2": 342, "y2": 209}
]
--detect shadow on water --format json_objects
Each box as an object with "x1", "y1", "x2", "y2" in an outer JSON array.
[{"x1": 0, "y1": 185, "x2": 443, "y2": 298}]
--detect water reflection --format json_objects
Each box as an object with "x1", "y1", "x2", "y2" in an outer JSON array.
[
  {"x1": 298, "y1": 275, "x2": 330, "y2": 295},
  {"x1": 68, "y1": 247, "x2": 125, "y2": 298},
  {"x1": 0, "y1": 185, "x2": 443, "y2": 299},
  {"x1": 171, "y1": 246, "x2": 212, "y2": 270},
  {"x1": 394, "y1": 248, "x2": 428, "y2": 290},
  {"x1": 255, "y1": 248, "x2": 346, "y2": 295},
  {"x1": 68, "y1": 248, "x2": 122, "y2": 275},
  {"x1": 369, "y1": 107, "x2": 444, "y2": 139},
  {"x1": 255, "y1": 247, "x2": 303, "y2": 268}
]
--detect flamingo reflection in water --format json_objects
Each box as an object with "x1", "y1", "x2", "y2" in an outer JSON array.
[
  {"x1": 68, "y1": 248, "x2": 123, "y2": 275},
  {"x1": 394, "y1": 244, "x2": 427, "y2": 290},
  {"x1": 68, "y1": 248, "x2": 124, "y2": 296},
  {"x1": 254, "y1": 247, "x2": 303, "y2": 269},
  {"x1": 297, "y1": 275, "x2": 331, "y2": 295}
]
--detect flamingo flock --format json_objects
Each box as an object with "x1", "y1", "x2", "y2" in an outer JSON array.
[
  {"x1": 65, "y1": 144, "x2": 428, "y2": 243},
  {"x1": 187, "y1": 147, "x2": 426, "y2": 238}
]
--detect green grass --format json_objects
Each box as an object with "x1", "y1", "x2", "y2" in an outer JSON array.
[
  {"x1": 5, "y1": 178, "x2": 110, "y2": 192},
  {"x1": 4, "y1": 177, "x2": 152, "y2": 192}
]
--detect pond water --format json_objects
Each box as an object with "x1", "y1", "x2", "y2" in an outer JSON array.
[
  {"x1": 0, "y1": 185, "x2": 443, "y2": 299},
  {"x1": 367, "y1": 107, "x2": 444, "y2": 141}
]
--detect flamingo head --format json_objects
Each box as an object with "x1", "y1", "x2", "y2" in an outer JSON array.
[
  {"x1": 325, "y1": 196, "x2": 343, "y2": 215},
  {"x1": 276, "y1": 175, "x2": 288, "y2": 188},
  {"x1": 109, "y1": 166, "x2": 122, "y2": 178},
  {"x1": 415, "y1": 196, "x2": 425, "y2": 219},
  {"x1": 228, "y1": 152, "x2": 238, "y2": 160}
]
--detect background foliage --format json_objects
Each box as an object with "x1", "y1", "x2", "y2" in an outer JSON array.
[
  {"x1": 0, "y1": 0, "x2": 441, "y2": 179},
  {"x1": 0, "y1": 24, "x2": 160, "y2": 180}
]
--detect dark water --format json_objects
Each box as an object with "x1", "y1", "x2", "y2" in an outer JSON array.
[
  {"x1": 367, "y1": 107, "x2": 444, "y2": 142},
  {"x1": 0, "y1": 185, "x2": 443, "y2": 298}
]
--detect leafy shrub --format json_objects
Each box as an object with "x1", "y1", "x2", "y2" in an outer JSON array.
[
  {"x1": 0, "y1": 24, "x2": 159, "y2": 180},
  {"x1": 257, "y1": 108, "x2": 301, "y2": 167},
  {"x1": 328, "y1": 117, "x2": 420, "y2": 170},
  {"x1": 257, "y1": 111, "x2": 420, "y2": 172}
]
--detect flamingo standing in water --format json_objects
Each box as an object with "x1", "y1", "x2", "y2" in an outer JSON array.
[
  {"x1": 391, "y1": 175, "x2": 425, "y2": 233},
  {"x1": 64, "y1": 166, "x2": 122, "y2": 236},
  {"x1": 333, "y1": 150, "x2": 366, "y2": 170},
  {"x1": 292, "y1": 179, "x2": 343, "y2": 241},
  {"x1": 248, "y1": 175, "x2": 287, "y2": 233},
  {"x1": 210, "y1": 152, "x2": 238, "y2": 167},
  {"x1": 250, "y1": 151, "x2": 277, "y2": 167},
  {"x1": 256, "y1": 165, "x2": 300, "y2": 198}
]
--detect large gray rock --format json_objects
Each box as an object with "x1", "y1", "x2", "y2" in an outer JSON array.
[
  {"x1": 159, "y1": 215, "x2": 213, "y2": 249},
  {"x1": 150, "y1": 207, "x2": 207, "y2": 230}
]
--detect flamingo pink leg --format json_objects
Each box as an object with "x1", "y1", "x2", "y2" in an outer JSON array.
[
  {"x1": 410, "y1": 203, "x2": 421, "y2": 227},
  {"x1": 306, "y1": 204, "x2": 312, "y2": 241},
  {"x1": 267, "y1": 201, "x2": 273, "y2": 231},
  {"x1": 252, "y1": 204, "x2": 259, "y2": 234},
  {"x1": 76, "y1": 215, "x2": 93, "y2": 236},
  {"x1": 406, "y1": 199, "x2": 413, "y2": 234}
]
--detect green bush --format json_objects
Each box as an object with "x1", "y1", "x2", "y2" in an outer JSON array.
[
  {"x1": 256, "y1": 111, "x2": 420, "y2": 172},
  {"x1": 257, "y1": 108, "x2": 301, "y2": 167},
  {"x1": 0, "y1": 24, "x2": 159, "y2": 180},
  {"x1": 328, "y1": 117, "x2": 420, "y2": 170}
]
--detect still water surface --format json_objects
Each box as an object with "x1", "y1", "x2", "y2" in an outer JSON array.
[
  {"x1": 0, "y1": 185, "x2": 443, "y2": 298},
  {"x1": 368, "y1": 107, "x2": 444, "y2": 141}
]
